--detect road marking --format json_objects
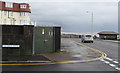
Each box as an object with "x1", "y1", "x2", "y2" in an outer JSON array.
[
  {"x1": 104, "y1": 61, "x2": 110, "y2": 64},
  {"x1": 100, "y1": 57, "x2": 120, "y2": 71},
  {"x1": 1, "y1": 41, "x2": 107, "y2": 66},
  {"x1": 100, "y1": 59, "x2": 105, "y2": 62},
  {"x1": 115, "y1": 67, "x2": 120, "y2": 71},
  {"x1": 113, "y1": 61, "x2": 119, "y2": 64},
  {"x1": 104, "y1": 57, "x2": 119, "y2": 64},
  {"x1": 105, "y1": 57, "x2": 113, "y2": 61},
  {"x1": 109, "y1": 64, "x2": 116, "y2": 67}
]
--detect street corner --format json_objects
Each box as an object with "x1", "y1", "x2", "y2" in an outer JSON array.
[
  {"x1": 1, "y1": 49, "x2": 107, "y2": 66},
  {"x1": 1, "y1": 38, "x2": 107, "y2": 66}
]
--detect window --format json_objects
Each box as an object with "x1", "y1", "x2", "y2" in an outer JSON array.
[
  {"x1": 86, "y1": 35, "x2": 92, "y2": 37},
  {"x1": 5, "y1": 2, "x2": 13, "y2": 8},
  {"x1": 20, "y1": 20, "x2": 23, "y2": 25},
  {"x1": 27, "y1": 13, "x2": 30, "y2": 16},
  {"x1": 25, "y1": 20, "x2": 28, "y2": 25},
  {"x1": 20, "y1": 12, "x2": 27, "y2": 16},
  {"x1": 10, "y1": 19, "x2": 13, "y2": 24},
  {"x1": 4, "y1": 11, "x2": 7, "y2": 16},
  {"x1": 20, "y1": 5, "x2": 27, "y2": 8},
  {"x1": 20, "y1": 20, "x2": 28, "y2": 25},
  {"x1": 9, "y1": 11, "x2": 13, "y2": 16},
  {"x1": 4, "y1": 19, "x2": 6, "y2": 24}
]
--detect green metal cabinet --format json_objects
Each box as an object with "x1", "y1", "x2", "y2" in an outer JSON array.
[
  {"x1": 34, "y1": 27, "x2": 54, "y2": 54},
  {"x1": 34, "y1": 26, "x2": 61, "y2": 54}
]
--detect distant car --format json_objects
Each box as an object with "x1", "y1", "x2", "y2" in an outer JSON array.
[{"x1": 81, "y1": 35, "x2": 94, "y2": 43}]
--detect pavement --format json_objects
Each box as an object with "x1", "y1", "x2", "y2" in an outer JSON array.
[
  {"x1": 2, "y1": 55, "x2": 51, "y2": 63},
  {"x1": 2, "y1": 38, "x2": 104, "y2": 64},
  {"x1": 40, "y1": 38, "x2": 103, "y2": 62}
]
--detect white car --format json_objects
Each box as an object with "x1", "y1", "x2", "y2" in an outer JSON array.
[{"x1": 81, "y1": 35, "x2": 94, "y2": 43}]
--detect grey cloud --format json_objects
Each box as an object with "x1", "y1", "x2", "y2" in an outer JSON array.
[{"x1": 30, "y1": 2, "x2": 118, "y2": 33}]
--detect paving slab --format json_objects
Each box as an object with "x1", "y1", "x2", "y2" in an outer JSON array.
[{"x1": 41, "y1": 38, "x2": 101, "y2": 62}]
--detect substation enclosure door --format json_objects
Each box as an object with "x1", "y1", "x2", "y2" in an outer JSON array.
[
  {"x1": 44, "y1": 27, "x2": 54, "y2": 52},
  {"x1": 34, "y1": 27, "x2": 53, "y2": 54}
]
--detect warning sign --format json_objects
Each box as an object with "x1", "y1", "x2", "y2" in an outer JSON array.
[{"x1": 42, "y1": 28, "x2": 45, "y2": 34}]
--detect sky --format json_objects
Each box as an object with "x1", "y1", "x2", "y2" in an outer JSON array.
[
  {"x1": 1, "y1": 0, "x2": 119, "y2": 33},
  {"x1": 1, "y1": 0, "x2": 119, "y2": 2}
]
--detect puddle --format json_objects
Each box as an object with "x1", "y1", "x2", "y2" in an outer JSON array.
[
  {"x1": 60, "y1": 49, "x2": 65, "y2": 52},
  {"x1": 72, "y1": 55, "x2": 82, "y2": 58}
]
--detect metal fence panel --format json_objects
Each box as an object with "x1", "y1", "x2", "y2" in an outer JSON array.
[
  {"x1": 2, "y1": 25, "x2": 33, "y2": 58},
  {"x1": 0, "y1": 25, "x2": 2, "y2": 72},
  {"x1": 53, "y1": 27, "x2": 61, "y2": 52}
]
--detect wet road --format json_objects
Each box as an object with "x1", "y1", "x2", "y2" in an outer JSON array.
[
  {"x1": 72, "y1": 38, "x2": 118, "y2": 60},
  {"x1": 2, "y1": 38, "x2": 119, "y2": 71}
]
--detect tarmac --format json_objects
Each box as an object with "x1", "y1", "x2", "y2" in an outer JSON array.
[{"x1": 1, "y1": 38, "x2": 106, "y2": 65}]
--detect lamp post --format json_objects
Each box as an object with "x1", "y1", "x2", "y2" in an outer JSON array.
[{"x1": 86, "y1": 11, "x2": 94, "y2": 36}]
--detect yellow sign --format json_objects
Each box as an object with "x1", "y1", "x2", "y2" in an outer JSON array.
[{"x1": 42, "y1": 29, "x2": 45, "y2": 34}]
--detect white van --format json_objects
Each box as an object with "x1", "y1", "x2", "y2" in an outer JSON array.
[{"x1": 81, "y1": 35, "x2": 94, "y2": 43}]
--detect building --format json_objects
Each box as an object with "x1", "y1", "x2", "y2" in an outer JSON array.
[
  {"x1": 0, "y1": 1, "x2": 31, "y2": 25},
  {"x1": 1, "y1": 25, "x2": 61, "y2": 60},
  {"x1": 98, "y1": 31, "x2": 119, "y2": 40},
  {"x1": 1, "y1": 25, "x2": 33, "y2": 60},
  {"x1": 34, "y1": 26, "x2": 61, "y2": 54}
]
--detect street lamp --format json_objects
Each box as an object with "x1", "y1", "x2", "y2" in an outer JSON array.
[{"x1": 86, "y1": 11, "x2": 94, "y2": 36}]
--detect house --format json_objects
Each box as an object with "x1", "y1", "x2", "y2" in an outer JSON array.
[
  {"x1": 0, "y1": 1, "x2": 31, "y2": 25},
  {"x1": 98, "y1": 31, "x2": 119, "y2": 40}
]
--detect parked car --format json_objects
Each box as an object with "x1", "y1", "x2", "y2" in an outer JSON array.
[{"x1": 81, "y1": 35, "x2": 94, "y2": 43}]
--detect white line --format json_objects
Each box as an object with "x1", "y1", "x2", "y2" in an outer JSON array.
[
  {"x1": 100, "y1": 59, "x2": 105, "y2": 62},
  {"x1": 105, "y1": 57, "x2": 113, "y2": 61},
  {"x1": 104, "y1": 61, "x2": 110, "y2": 64},
  {"x1": 109, "y1": 64, "x2": 116, "y2": 67},
  {"x1": 115, "y1": 67, "x2": 120, "y2": 71},
  {"x1": 113, "y1": 61, "x2": 119, "y2": 64},
  {"x1": 104, "y1": 57, "x2": 119, "y2": 64},
  {"x1": 100, "y1": 58, "x2": 120, "y2": 71}
]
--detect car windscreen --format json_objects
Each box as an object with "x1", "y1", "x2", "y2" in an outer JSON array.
[{"x1": 86, "y1": 35, "x2": 91, "y2": 37}]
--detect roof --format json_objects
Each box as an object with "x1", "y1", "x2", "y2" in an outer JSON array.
[
  {"x1": 98, "y1": 31, "x2": 119, "y2": 35},
  {"x1": 0, "y1": 1, "x2": 29, "y2": 4},
  {"x1": 35, "y1": 24, "x2": 61, "y2": 27}
]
